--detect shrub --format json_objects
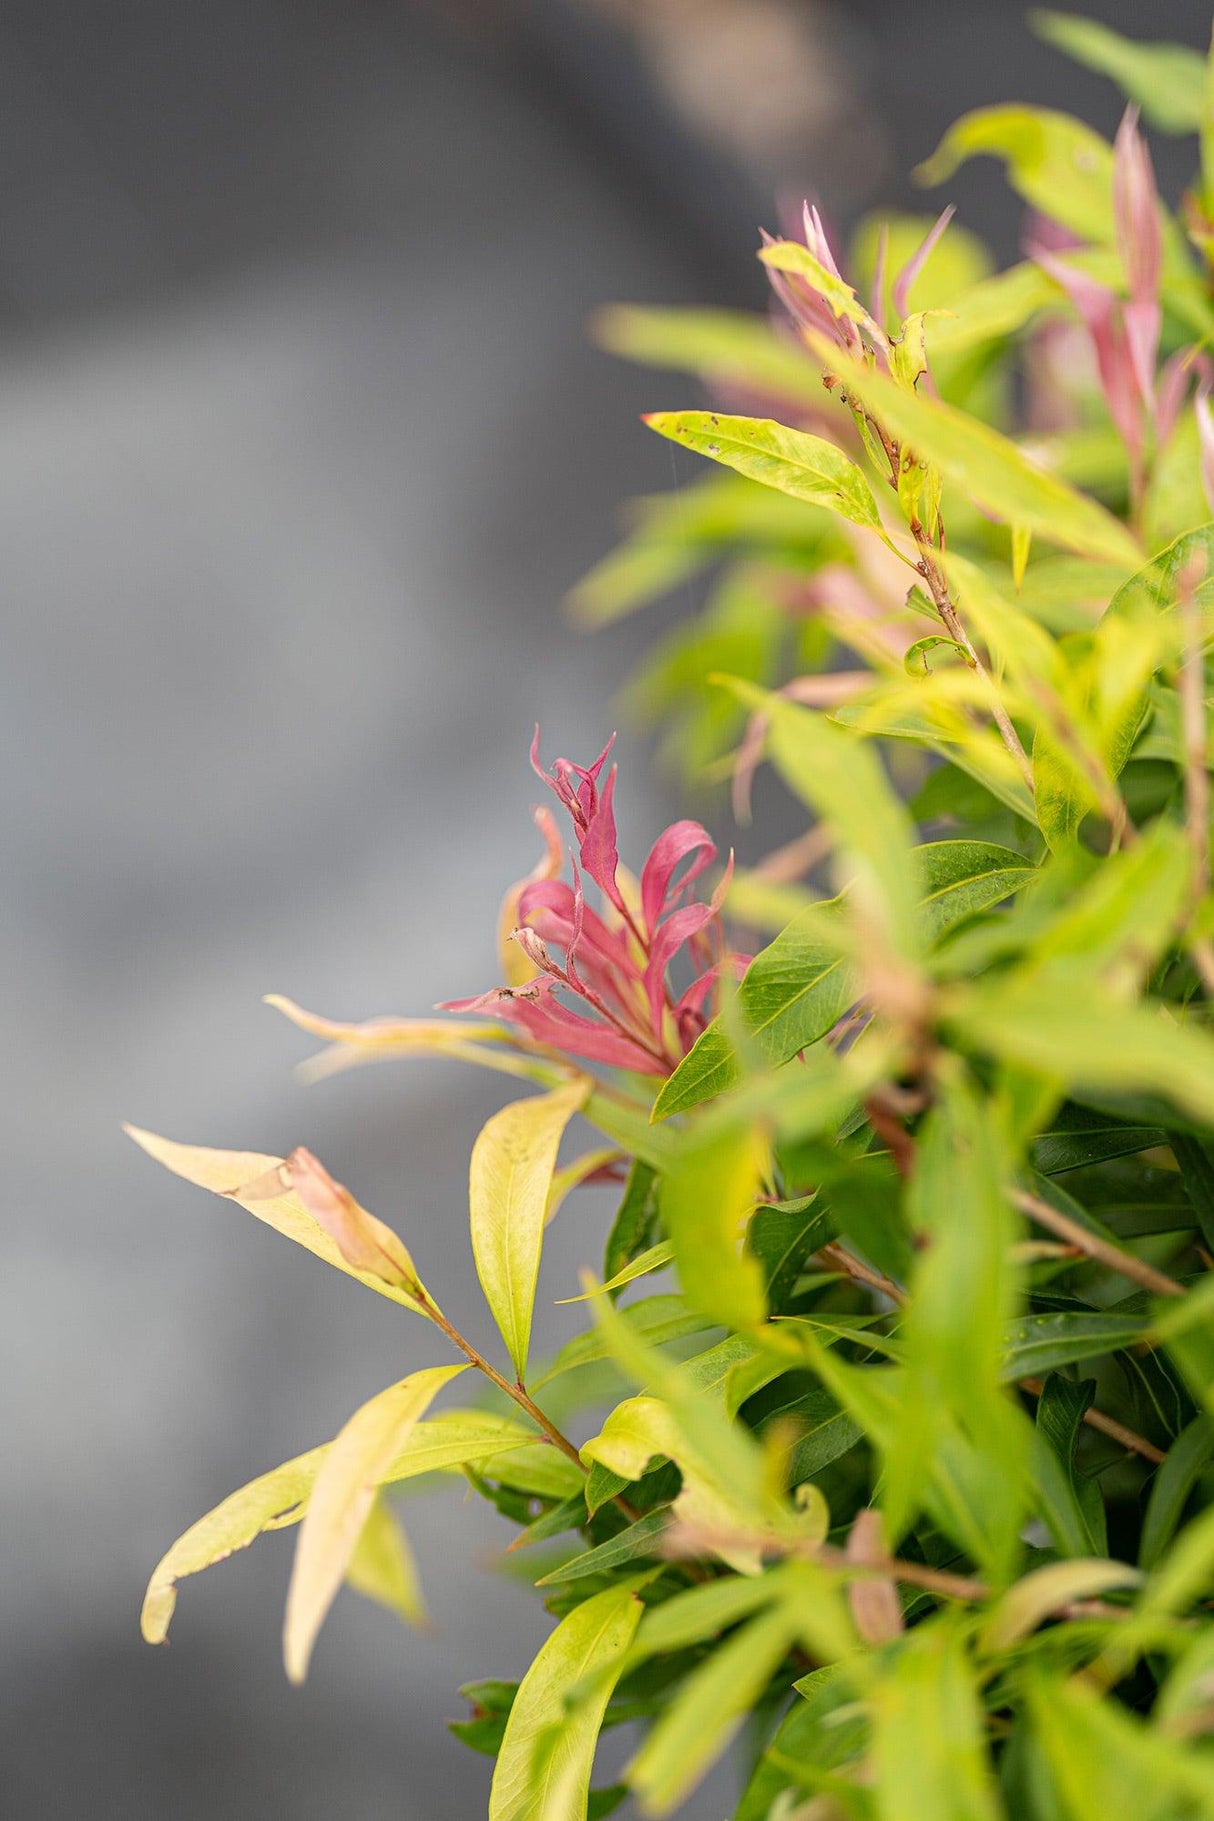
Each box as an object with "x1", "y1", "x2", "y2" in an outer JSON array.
[{"x1": 130, "y1": 14, "x2": 1214, "y2": 1819}]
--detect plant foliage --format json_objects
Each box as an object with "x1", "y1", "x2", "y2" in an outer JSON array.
[{"x1": 132, "y1": 15, "x2": 1214, "y2": 1818}]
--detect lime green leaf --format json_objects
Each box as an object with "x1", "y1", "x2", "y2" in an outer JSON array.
[
  {"x1": 1031, "y1": 12, "x2": 1205, "y2": 134},
  {"x1": 917, "y1": 839, "x2": 1036, "y2": 938},
  {"x1": 531, "y1": 1295, "x2": 713, "y2": 1393},
  {"x1": 1030, "y1": 1669, "x2": 1214, "y2": 1819},
  {"x1": 924, "y1": 260, "x2": 1059, "y2": 358},
  {"x1": 558, "y1": 1241, "x2": 674, "y2": 1304},
  {"x1": 660, "y1": 1121, "x2": 769, "y2": 1329},
  {"x1": 951, "y1": 982, "x2": 1214, "y2": 1132},
  {"x1": 1105, "y1": 521, "x2": 1214, "y2": 622},
  {"x1": 284, "y1": 1363, "x2": 466, "y2": 1682},
  {"x1": 1140, "y1": 1416, "x2": 1214, "y2": 1569},
  {"x1": 982, "y1": 1559, "x2": 1141, "y2": 1654},
  {"x1": 642, "y1": 412, "x2": 882, "y2": 532},
  {"x1": 567, "y1": 536, "x2": 708, "y2": 629},
  {"x1": 593, "y1": 305, "x2": 824, "y2": 410},
  {"x1": 536, "y1": 1510, "x2": 672, "y2": 1587},
  {"x1": 916, "y1": 106, "x2": 1115, "y2": 242},
  {"x1": 627, "y1": 1572, "x2": 782, "y2": 1664},
  {"x1": 759, "y1": 240, "x2": 882, "y2": 340},
  {"x1": 345, "y1": 1494, "x2": 427, "y2": 1630},
  {"x1": 870, "y1": 1617, "x2": 1001, "y2": 1821},
  {"x1": 490, "y1": 1582, "x2": 645, "y2": 1821},
  {"x1": 803, "y1": 329, "x2": 1141, "y2": 566},
  {"x1": 626, "y1": 1599, "x2": 812, "y2": 1815},
  {"x1": 735, "y1": 1661, "x2": 867, "y2": 1820},
  {"x1": 1033, "y1": 1374, "x2": 1107, "y2": 1558},
  {"x1": 470, "y1": 1081, "x2": 590, "y2": 1379},
  {"x1": 1002, "y1": 1308, "x2": 1149, "y2": 1380},
  {"x1": 125, "y1": 1127, "x2": 430, "y2": 1314}
]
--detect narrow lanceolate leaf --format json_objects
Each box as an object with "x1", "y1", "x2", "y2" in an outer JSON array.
[
  {"x1": 141, "y1": 1410, "x2": 537, "y2": 1645},
  {"x1": 489, "y1": 1583, "x2": 645, "y2": 1821},
  {"x1": 870, "y1": 1618, "x2": 1001, "y2": 1821},
  {"x1": 1001, "y1": 1308, "x2": 1149, "y2": 1380},
  {"x1": 660, "y1": 1122, "x2": 769, "y2": 1330},
  {"x1": 643, "y1": 412, "x2": 882, "y2": 532},
  {"x1": 345, "y1": 1494, "x2": 427, "y2": 1629},
  {"x1": 1031, "y1": 13, "x2": 1206, "y2": 135},
  {"x1": 470, "y1": 1081, "x2": 590, "y2": 1379},
  {"x1": 801, "y1": 328, "x2": 1141, "y2": 566},
  {"x1": 1033, "y1": 1374, "x2": 1107, "y2": 1558},
  {"x1": 982, "y1": 1559, "x2": 1141, "y2": 1653},
  {"x1": 536, "y1": 1510, "x2": 672, "y2": 1586},
  {"x1": 1139, "y1": 1416, "x2": 1214, "y2": 1569},
  {"x1": 125, "y1": 1127, "x2": 430, "y2": 1313},
  {"x1": 627, "y1": 1603, "x2": 807, "y2": 1816},
  {"x1": 283, "y1": 1364, "x2": 466, "y2": 1682}
]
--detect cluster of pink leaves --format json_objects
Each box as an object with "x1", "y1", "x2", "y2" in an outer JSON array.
[
  {"x1": 1028, "y1": 108, "x2": 1214, "y2": 509},
  {"x1": 443, "y1": 735, "x2": 744, "y2": 1077}
]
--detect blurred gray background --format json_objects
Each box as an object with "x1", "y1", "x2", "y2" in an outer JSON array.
[{"x1": 3, "y1": 1, "x2": 1205, "y2": 1815}]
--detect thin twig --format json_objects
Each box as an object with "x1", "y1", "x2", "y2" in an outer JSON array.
[
  {"x1": 817, "y1": 1241, "x2": 907, "y2": 1306},
  {"x1": 1019, "y1": 1376, "x2": 1165, "y2": 1465},
  {"x1": 1011, "y1": 1186, "x2": 1186, "y2": 1300}
]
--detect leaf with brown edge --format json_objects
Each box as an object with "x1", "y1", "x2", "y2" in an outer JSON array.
[
  {"x1": 125, "y1": 1126, "x2": 433, "y2": 1315},
  {"x1": 284, "y1": 1363, "x2": 466, "y2": 1683}
]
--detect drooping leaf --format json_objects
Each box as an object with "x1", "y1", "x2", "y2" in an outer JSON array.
[
  {"x1": 283, "y1": 1363, "x2": 466, "y2": 1682},
  {"x1": 490, "y1": 1582, "x2": 646, "y2": 1821},
  {"x1": 1031, "y1": 13, "x2": 1206, "y2": 135},
  {"x1": 642, "y1": 412, "x2": 883, "y2": 533},
  {"x1": 125, "y1": 1127, "x2": 430, "y2": 1313},
  {"x1": 982, "y1": 1558, "x2": 1141, "y2": 1653},
  {"x1": 470, "y1": 1081, "x2": 591, "y2": 1379},
  {"x1": 345, "y1": 1494, "x2": 427, "y2": 1630},
  {"x1": 917, "y1": 106, "x2": 1116, "y2": 242}
]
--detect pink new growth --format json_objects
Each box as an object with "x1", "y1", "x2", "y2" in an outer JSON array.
[{"x1": 442, "y1": 734, "x2": 744, "y2": 1076}]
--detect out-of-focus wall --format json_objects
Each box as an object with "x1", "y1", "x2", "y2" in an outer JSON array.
[{"x1": 2, "y1": 2, "x2": 1204, "y2": 1816}]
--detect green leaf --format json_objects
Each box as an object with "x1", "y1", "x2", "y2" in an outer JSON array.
[
  {"x1": 734, "y1": 1661, "x2": 867, "y2": 1820},
  {"x1": 803, "y1": 329, "x2": 1141, "y2": 566},
  {"x1": 982, "y1": 1559, "x2": 1141, "y2": 1653},
  {"x1": 627, "y1": 1573, "x2": 782, "y2": 1665},
  {"x1": 747, "y1": 1195, "x2": 836, "y2": 1312},
  {"x1": 1140, "y1": 1415, "x2": 1214, "y2": 1569},
  {"x1": 531, "y1": 1295, "x2": 713, "y2": 1393},
  {"x1": 1031, "y1": 1104, "x2": 1166, "y2": 1175},
  {"x1": 283, "y1": 1363, "x2": 466, "y2": 1682},
  {"x1": 559, "y1": 1241, "x2": 674, "y2": 1304},
  {"x1": 1029, "y1": 1668, "x2": 1214, "y2": 1819},
  {"x1": 1170, "y1": 1134, "x2": 1214, "y2": 1253},
  {"x1": 1001, "y1": 1308, "x2": 1149, "y2": 1380},
  {"x1": 955, "y1": 980, "x2": 1214, "y2": 1132},
  {"x1": 489, "y1": 1582, "x2": 645, "y2": 1821},
  {"x1": 659, "y1": 1122, "x2": 769, "y2": 1330},
  {"x1": 141, "y1": 1407, "x2": 534, "y2": 1646},
  {"x1": 594, "y1": 306, "x2": 825, "y2": 410},
  {"x1": 642, "y1": 412, "x2": 882, "y2": 532},
  {"x1": 536, "y1": 1510, "x2": 673, "y2": 1587},
  {"x1": 916, "y1": 105, "x2": 1115, "y2": 242},
  {"x1": 1031, "y1": 12, "x2": 1206, "y2": 134},
  {"x1": 1033, "y1": 1374, "x2": 1107, "y2": 1558},
  {"x1": 917, "y1": 839, "x2": 1036, "y2": 939},
  {"x1": 626, "y1": 1601, "x2": 808, "y2": 1815},
  {"x1": 450, "y1": 1680, "x2": 518, "y2": 1758},
  {"x1": 470, "y1": 1081, "x2": 590, "y2": 1379},
  {"x1": 653, "y1": 900, "x2": 851, "y2": 1119},
  {"x1": 1154, "y1": 1276, "x2": 1214, "y2": 1417},
  {"x1": 603, "y1": 1159, "x2": 660, "y2": 1290},
  {"x1": 1105, "y1": 522, "x2": 1214, "y2": 622},
  {"x1": 870, "y1": 1617, "x2": 1001, "y2": 1821}
]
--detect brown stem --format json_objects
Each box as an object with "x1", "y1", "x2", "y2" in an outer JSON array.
[
  {"x1": 1019, "y1": 1376, "x2": 1165, "y2": 1465},
  {"x1": 817, "y1": 1241, "x2": 907, "y2": 1306},
  {"x1": 1011, "y1": 1186, "x2": 1186, "y2": 1300},
  {"x1": 416, "y1": 1290, "x2": 587, "y2": 1470}
]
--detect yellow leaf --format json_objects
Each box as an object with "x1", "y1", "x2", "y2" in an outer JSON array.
[
  {"x1": 982, "y1": 1558, "x2": 1141, "y2": 1653},
  {"x1": 470, "y1": 1081, "x2": 591, "y2": 1379},
  {"x1": 141, "y1": 1409, "x2": 538, "y2": 1645},
  {"x1": 265, "y1": 994, "x2": 511, "y2": 1082},
  {"x1": 346, "y1": 1494, "x2": 427, "y2": 1631},
  {"x1": 125, "y1": 1126, "x2": 430, "y2": 1314},
  {"x1": 283, "y1": 1363, "x2": 466, "y2": 1683},
  {"x1": 545, "y1": 1146, "x2": 621, "y2": 1227}
]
